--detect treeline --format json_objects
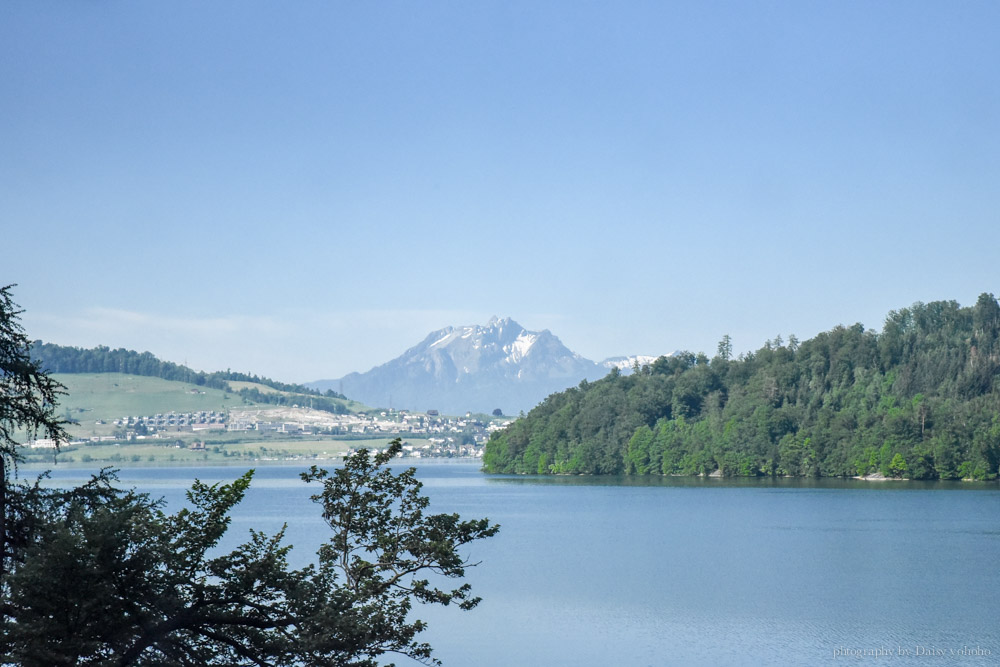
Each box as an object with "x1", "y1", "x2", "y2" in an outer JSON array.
[
  {"x1": 235, "y1": 387, "x2": 348, "y2": 415},
  {"x1": 483, "y1": 294, "x2": 1000, "y2": 480},
  {"x1": 29, "y1": 342, "x2": 351, "y2": 412}
]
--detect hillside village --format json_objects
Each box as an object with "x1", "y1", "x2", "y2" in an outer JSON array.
[{"x1": 31, "y1": 406, "x2": 511, "y2": 459}]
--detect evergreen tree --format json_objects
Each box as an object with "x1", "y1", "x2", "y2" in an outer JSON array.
[{"x1": 1, "y1": 285, "x2": 69, "y2": 584}]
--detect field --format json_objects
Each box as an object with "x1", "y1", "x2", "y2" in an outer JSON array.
[
  {"x1": 17, "y1": 373, "x2": 417, "y2": 465},
  {"x1": 52, "y1": 374, "x2": 239, "y2": 438},
  {"x1": 46, "y1": 374, "x2": 369, "y2": 440},
  {"x1": 227, "y1": 380, "x2": 286, "y2": 395}
]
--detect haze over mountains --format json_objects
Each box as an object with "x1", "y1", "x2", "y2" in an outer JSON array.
[{"x1": 308, "y1": 317, "x2": 661, "y2": 415}]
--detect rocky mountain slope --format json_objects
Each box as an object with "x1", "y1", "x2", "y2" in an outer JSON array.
[{"x1": 309, "y1": 317, "x2": 662, "y2": 415}]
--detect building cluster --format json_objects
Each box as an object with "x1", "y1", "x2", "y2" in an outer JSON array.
[
  {"x1": 117, "y1": 411, "x2": 227, "y2": 431},
  {"x1": 397, "y1": 437, "x2": 483, "y2": 458},
  {"x1": 228, "y1": 409, "x2": 512, "y2": 457},
  {"x1": 24, "y1": 408, "x2": 511, "y2": 458},
  {"x1": 229, "y1": 411, "x2": 507, "y2": 440}
]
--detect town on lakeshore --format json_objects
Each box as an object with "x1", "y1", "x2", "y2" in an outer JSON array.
[{"x1": 22, "y1": 405, "x2": 511, "y2": 463}]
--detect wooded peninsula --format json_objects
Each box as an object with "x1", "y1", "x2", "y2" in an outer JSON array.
[{"x1": 483, "y1": 294, "x2": 1000, "y2": 480}]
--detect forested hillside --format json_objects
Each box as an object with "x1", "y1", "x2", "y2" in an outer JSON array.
[
  {"x1": 29, "y1": 342, "x2": 353, "y2": 414},
  {"x1": 483, "y1": 294, "x2": 1000, "y2": 480}
]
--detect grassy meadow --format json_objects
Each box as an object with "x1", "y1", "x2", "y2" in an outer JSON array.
[
  {"x1": 15, "y1": 373, "x2": 413, "y2": 466},
  {"x1": 220, "y1": 380, "x2": 370, "y2": 412},
  {"x1": 54, "y1": 373, "x2": 237, "y2": 438}
]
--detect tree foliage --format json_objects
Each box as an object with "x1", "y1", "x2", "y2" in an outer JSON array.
[
  {"x1": 484, "y1": 294, "x2": 1000, "y2": 480},
  {"x1": 1, "y1": 285, "x2": 69, "y2": 583},
  {"x1": 0, "y1": 287, "x2": 68, "y2": 459},
  {"x1": 3, "y1": 441, "x2": 498, "y2": 665},
  {"x1": 295, "y1": 446, "x2": 499, "y2": 665},
  {"x1": 2, "y1": 286, "x2": 498, "y2": 665}
]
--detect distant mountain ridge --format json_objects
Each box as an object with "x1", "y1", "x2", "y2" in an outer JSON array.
[{"x1": 308, "y1": 317, "x2": 662, "y2": 415}]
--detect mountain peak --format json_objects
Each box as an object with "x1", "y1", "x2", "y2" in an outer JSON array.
[
  {"x1": 310, "y1": 318, "x2": 607, "y2": 414},
  {"x1": 307, "y1": 318, "x2": 670, "y2": 415},
  {"x1": 487, "y1": 315, "x2": 517, "y2": 329}
]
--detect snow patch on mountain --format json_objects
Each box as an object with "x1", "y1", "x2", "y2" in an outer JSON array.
[
  {"x1": 505, "y1": 333, "x2": 537, "y2": 363},
  {"x1": 429, "y1": 329, "x2": 456, "y2": 348}
]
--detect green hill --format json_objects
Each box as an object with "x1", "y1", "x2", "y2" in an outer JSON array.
[
  {"x1": 52, "y1": 374, "x2": 369, "y2": 441},
  {"x1": 29, "y1": 341, "x2": 353, "y2": 403},
  {"x1": 229, "y1": 381, "x2": 369, "y2": 414},
  {"x1": 483, "y1": 293, "x2": 1000, "y2": 480},
  {"x1": 27, "y1": 342, "x2": 369, "y2": 425},
  {"x1": 54, "y1": 374, "x2": 236, "y2": 437},
  {"x1": 59, "y1": 373, "x2": 227, "y2": 414}
]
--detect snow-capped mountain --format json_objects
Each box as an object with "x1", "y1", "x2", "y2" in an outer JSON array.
[{"x1": 308, "y1": 317, "x2": 664, "y2": 415}]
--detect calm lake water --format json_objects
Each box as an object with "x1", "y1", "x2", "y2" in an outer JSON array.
[{"x1": 34, "y1": 462, "x2": 1000, "y2": 666}]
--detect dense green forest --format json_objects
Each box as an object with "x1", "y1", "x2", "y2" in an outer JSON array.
[
  {"x1": 483, "y1": 294, "x2": 1000, "y2": 480},
  {"x1": 29, "y1": 342, "x2": 351, "y2": 414}
]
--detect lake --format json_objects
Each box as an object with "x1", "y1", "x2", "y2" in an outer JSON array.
[{"x1": 33, "y1": 462, "x2": 1000, "y2": 666}]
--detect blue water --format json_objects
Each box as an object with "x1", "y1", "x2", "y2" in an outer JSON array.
[{"x1": 32, "y1": 463, "x2": 1000, "y2": 666}]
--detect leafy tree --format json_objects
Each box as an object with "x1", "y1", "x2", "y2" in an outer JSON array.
[
  {"x1": 4, "y1": 470, "x2": 288, "y2": 665},
  {"x1": 296, "y1": 444, "x2": 499, "y2": 664},
  {"x1": 889, "y1": 453, "x2": 908, "y2": 478},
  {"x1": 1, "y1": 286, "x2": 499, "y2": 665},
  {"x1": 3, "y1": 440, "x2": 498, "y2": 665}
]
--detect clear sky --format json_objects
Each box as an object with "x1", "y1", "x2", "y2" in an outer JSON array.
[{"x1": 3, "y1": 1, "x2": 998, "y2": 384}]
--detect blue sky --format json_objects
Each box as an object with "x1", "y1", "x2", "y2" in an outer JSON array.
[{"x1": 3, "y1": 1, "x2": 998, "y2": 383}]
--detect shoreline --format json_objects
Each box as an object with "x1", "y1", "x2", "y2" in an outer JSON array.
[{"x1": 17, "y1": 454, "x2": 486, "y2": 471}]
